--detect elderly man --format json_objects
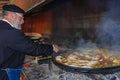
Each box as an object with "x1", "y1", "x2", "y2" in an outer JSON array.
[{"x1": 0, "y1": 4, "x2": 58, "y2": 80}]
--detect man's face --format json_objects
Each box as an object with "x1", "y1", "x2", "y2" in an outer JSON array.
[{"x1": 12, "y1": 13, "x2": 24, "y2": 30}]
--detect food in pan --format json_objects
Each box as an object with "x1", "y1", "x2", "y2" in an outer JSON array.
[
  {"x1": 55, "y1": 49, "x2": 120, "y2": 68},
  {"x1": 56, "y1": 53, "x2": 97, "y2": 68}
]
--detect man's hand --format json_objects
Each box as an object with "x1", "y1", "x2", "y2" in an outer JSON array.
[{"x1": 53, "y1": 44, "x2": 59, "y2": 53}]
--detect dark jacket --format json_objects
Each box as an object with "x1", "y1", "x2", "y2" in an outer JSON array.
[{"x1": 0, "y1": 20, "x2": 53, "y2": 80}]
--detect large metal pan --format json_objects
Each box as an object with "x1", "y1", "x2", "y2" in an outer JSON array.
[{"x1": 52, "y1": 50, "x2": 120, "y2": 74}]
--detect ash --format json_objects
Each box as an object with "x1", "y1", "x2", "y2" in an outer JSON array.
[{"x1": 58, "y1": 71, "x2": 120, "y2": 80}]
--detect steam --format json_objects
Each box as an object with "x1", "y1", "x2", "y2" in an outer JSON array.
[
  {"x1": 96, "y1": 0, "x2": 120, "y2": 51},
  {"x1": 77, "y1": 39, "x2": 97, "y2": 50},
  {"x1": 75, "y1": 0, "x2": 120, "y2": 51}
]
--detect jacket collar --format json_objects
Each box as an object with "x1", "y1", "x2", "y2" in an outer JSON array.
[{"x1": 2, "y1": 19, "x2": 14, "y2": 28}]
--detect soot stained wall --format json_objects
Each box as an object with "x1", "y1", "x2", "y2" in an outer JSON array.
[{"x1": 51, "y1": 0, "x2": 106, "y2": 47}]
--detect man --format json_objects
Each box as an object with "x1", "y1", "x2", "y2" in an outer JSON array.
[{"x1": 0, "y1": 4, "x2": 58, "y2": 80}]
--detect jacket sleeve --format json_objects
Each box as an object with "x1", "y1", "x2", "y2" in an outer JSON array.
[{"x1": 5, "y1": 29, "x2": 53, "y2": 56}]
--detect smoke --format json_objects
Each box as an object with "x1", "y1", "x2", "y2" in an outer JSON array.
[
  {"x1": 96, "y1": 0, "x2": 120, "y2": 51},
  {"x1": 75, "y1": 0, "x2": 120, "y2": 51},
  {"x1": 76, "y1": 39, "x2": 98, "y2": 50}
]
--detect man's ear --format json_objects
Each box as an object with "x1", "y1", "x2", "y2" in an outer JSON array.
[
  {"x1": 11, "y1": 13, "x2": 16, "y2": 19},
  {"x1": 13, "y1": 15, "x2": 16, "y2": 19}
]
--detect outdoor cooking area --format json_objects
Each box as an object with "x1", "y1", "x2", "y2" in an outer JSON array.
[{"x1": 21, "y1": 0, "x2": 120, "y2": 80}]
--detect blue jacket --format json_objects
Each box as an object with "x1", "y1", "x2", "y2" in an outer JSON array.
[{"x1": 0, "y1": 20, "x2": 53, "y2": 80}]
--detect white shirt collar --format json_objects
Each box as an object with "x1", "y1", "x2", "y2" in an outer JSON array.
[{"x1": 2, "y1": 19, "x2": 14, "y2": 27}]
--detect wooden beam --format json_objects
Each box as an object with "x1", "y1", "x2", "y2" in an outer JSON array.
[
  {"x1": 0, "y1": 0, "x2": 9, "y2": 7},
  {"x1": 0, "y1": 1, "x2": 9, "y2": 3},
  {"x1": 11, "y1": 0, "x2": 46, "y2": 11},
  {"x1": 0, "y1": 0, "x2": 9, "y2": 12},
  {"x1": 9, "y1": 0, "x2": 14, "y2": 3}
]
